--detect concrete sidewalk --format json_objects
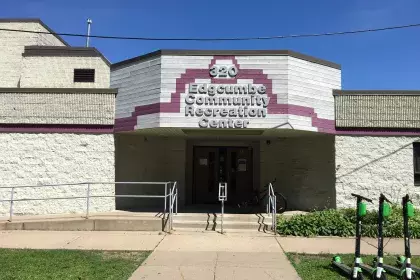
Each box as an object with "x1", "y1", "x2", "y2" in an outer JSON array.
[
  {"x1": 278, "y1": 236, "x2": 420, "y2": 255},
  {"x1": 0, "y1": 230, "x2": 301, "y2": 280},
  {"x1": 0, "y1": 230, "x2": 164, "y2": 251},
  {"x1": 130, "y1": 232, "x2": 301, "y2": 280}
]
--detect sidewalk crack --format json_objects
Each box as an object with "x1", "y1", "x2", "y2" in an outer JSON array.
[
  {"x1": 264, "y1": 270, "x2": 276, "y2": 280},
  {"x1": 213, "y1": 252, "x2": 219, "y2": 280},
  {"x1": 152, "y1": 233, "x2": 167, "y2": 251},
  {"x1": 179, "y1": 266, "x2": 186, "y2": 280},
  {"x1": 64, "y1": 235, "x2": 82, "y2": 247}
]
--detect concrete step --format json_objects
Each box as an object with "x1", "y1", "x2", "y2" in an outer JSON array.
[
  {"x1": 171, "y1": 213, "x2": 276, "y2": 232},
  {"x1": 173, "y1": 220, "x2": 267, "y2": 230},
  {"x1": 172, "y1": 213, "x2": 272, "y2": 222},
  {"x1": 171, "y1": 227, "x2": 272, "y2": 234}
]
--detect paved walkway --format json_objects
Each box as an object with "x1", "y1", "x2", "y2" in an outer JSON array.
[
  {"x1": 130, "y1": 232, "x2": 300, "y2": 280},
  {"x1": 0, "y1": 230, "x2": 301, "y2": 280},
  {"x1": 3, "y1": 230, "x2": 418, "y2": 279},
  {"x1": 0, "y1": 230, "x2": 164, "y2": 251},
  {"x1": 278, "y1": 236, "x2": 420, "y2": 255}
]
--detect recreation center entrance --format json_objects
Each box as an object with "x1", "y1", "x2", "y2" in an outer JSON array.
[
  {"x1": 193, "y1": 146, "x2": 253, "y2": 205},
  {"x1": 112, "y1": 49, "x2": 339, "y2": 213}
]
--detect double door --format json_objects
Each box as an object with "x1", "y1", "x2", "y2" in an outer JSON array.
[{"x1": 193, "y1": 146, "x2": 253, "y2": 204}]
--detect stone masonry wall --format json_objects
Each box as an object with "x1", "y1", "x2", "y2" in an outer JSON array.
[
  {"x1": 0, "y1": 133, "x2": 115, "y2": 216},
  {"x1": 336, "y1": 136, "x2": 420, "y2": 208}
]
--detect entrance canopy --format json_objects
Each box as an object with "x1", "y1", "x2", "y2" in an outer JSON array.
[{"x1": 111, "y1": 50, "x2": 341, "y2": 135}]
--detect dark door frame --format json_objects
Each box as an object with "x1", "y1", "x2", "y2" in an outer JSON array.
[{"x1": 186, "y1": 140, "x2": 260, "y2": 205}]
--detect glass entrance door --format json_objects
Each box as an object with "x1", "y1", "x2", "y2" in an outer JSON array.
[{"x1": 193, "y1": 146, "x2": 253, "y2": 204}]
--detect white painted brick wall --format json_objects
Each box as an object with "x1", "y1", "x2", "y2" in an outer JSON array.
[
  {"x1": 0, "y1": 133, "x2": 115, "y2": 216},
  {"x1": 111, "y1": 57, "x2": 162, "y2": 125},
  {"x1": 336, "y1": 136, "x2": 420, "y2": 208},
  {"x1": 288, "y1": 57, "x2": 341, "y2": 120},
  {"x1": 0, "y1": 22, "x2": 65, "y2": 88},
  {"x1": 21, "y1": 56, "x2": 110, "y2": 88},
  {"x1": 113, "y1": 54, "x2": 340, "y2": 132}
]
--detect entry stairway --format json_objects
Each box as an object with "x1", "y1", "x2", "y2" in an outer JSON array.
[
  {"x1": 171, "y1": 213, "x2": 274, "y2": 233},
  {"x1": 0, "y1": 211, "x2": 275, "y2": 233},
  {"x1": 0, "y1": 211, "x2": 277, "y2": 233}
]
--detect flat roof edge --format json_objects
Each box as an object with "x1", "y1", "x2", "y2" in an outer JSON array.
[
  {"x1": 0, "y1": 88, "x2": 117, "y2": 94},
  {"x1": 23, "y1": 46, "x2": 111, "y2": 66},
  {"x1": 111, "y1": 49, "x2": 341, "y2": 70},
  {"x1": 333, "y1": 90, "x2": 420, "y2": 95},
  {"x1": 0, "y1": 18, "x2": 70, "y2": 47}
]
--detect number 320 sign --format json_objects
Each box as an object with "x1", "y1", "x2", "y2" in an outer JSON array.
[{"x1": 209, "y1": 65, "x2": 238, "y2": 78}]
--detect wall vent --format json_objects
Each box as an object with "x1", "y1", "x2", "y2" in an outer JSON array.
[{"x1": 74, "y1": 69, "x2": 95, "y2": 83}]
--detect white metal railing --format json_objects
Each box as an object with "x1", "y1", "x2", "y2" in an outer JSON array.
[
  {"x1": 168, "y1": 181, "x2": 178, "y2": 230},
  {"x1": 218, "y1": 182, "x2": 227, "y2": 234},
  {"x1": 267, "y1": 182, "x2": 277, "y2": 233},
  {"x1": 0, "y1": 181, "x2": 177, "y2": 232}
]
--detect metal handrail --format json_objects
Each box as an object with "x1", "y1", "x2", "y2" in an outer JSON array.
[
  {"x1": 267, "y1": 182, "x2": 277, "y2": 233},
  {"x1": 168, "y1": 181, "x2": 178, "y2": 231},
  {"x1": 218, "y1": 182, "x2": 227, "y2": 234},
  {"x1": 0, "y1": 181, "x2": 175, "y2": 228},
  {"x1": 0, "y1": 181, "x2": 172, "y2": 189}
]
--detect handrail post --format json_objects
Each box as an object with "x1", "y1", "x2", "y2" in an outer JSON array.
[
  {"x1": 164, "y1": 183, "x2": 167, "y2": 217},
  {"x1": 272, "y1": 196, "x2": 275, "y2": 231},
  {"x1": 85, "y1": 183, "x2": 91, "y2": 219},
  {"x1": 9, "y1": 187, "x2": 14, "y2": 222},
  {"x1": 218, "y1": 182, "x2": 227, "y2": 234},
  {"x1": 268, "y1": 183, "x2": 272, "y2": 217},
  {"x1": 175, "y1": 188, "x2": 178, "y2": 215},
  {"x1": 169, "y1": 188, "x2": 172, "y2": 231},
  {"x1": 274, "y1": 196, "x2": 277, "y2": 234}
]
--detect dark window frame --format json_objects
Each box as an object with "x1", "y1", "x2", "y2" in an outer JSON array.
[
  {"x1": 74, "y1": 69, "x2": 95, "y2": 83},
  {"x1": 414, "y1": 142, "x2": 420, "y2": 185}
]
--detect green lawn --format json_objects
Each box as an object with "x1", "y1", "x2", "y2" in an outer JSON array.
[
  {"x1": 0, "y1": 249, "x2": 150, "y2": 280},
  {"x1": 287, "y1": 253, "x2": 420, "y2": 280}
]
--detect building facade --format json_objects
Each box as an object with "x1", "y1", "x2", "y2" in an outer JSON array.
[
  {"x1": 0, "y1": 19, "x2": 419, "y2": 217},
  {"x1": 0, "y1": 19, "x2": 116, "y2": 216},
  {"x1": 111, "y1": 50, "x2": 420, "y2": 210}
]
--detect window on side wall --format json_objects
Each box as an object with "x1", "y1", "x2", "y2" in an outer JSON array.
[
  {"x1": 74, "y1": 69, "x2": 95, "y2": 83},
  {"x1": 414, "y1": 143, "x2": 420, "y2": 185}
]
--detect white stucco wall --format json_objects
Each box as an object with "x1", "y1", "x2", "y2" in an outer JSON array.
[
  {"x1": 21, "y1": 56, "x2": 110, "y2": 88},
  {"x1": 0, "y1": 22, "x2": 65, "y2": 87},
  {"x1": 0, "y1": 133, "x2": 115, "y2": 216},
  {"x1": 336, "y1": 136, "x2": 420, "y2": 208}
]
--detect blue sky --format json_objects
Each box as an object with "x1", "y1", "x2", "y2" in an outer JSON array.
[{"x1": 2, "y1": 0, "x2": 420, "y2": 89}]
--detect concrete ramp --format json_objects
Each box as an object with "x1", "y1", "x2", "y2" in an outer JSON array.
[{"x1": 0, "y1": 211, "x2": 164, "y2": 231}]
